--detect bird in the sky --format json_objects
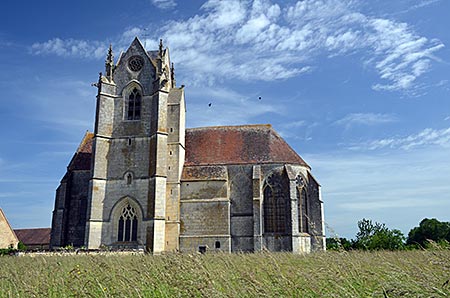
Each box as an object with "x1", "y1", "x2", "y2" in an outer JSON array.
[
  {"x1": 258, "y1": 96, "x2": 262, "y2": 100},
  {"x1": 208, "y1": 103, "x2": 212, "y2": 107}
]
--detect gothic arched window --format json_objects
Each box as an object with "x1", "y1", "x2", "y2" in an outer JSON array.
[
  {"x1": 298, "y1": 188, "x2": 309, "y2": 233},
  {"x1": 263, "y1": 174, "x2": 289, "y2": 234},
  {"x1": 127, "y1": 88, "x2": 141, "y2": 120},
  {"x1": 296, "y1": 175, "x2": 309, "y2": 233},
  {"x1": 117, "y1": 204, "x2": 138, "y2": 242}
]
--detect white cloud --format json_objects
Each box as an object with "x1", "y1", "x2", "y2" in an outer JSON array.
[
  {"x1": 350, "y1": 126, "x2": 450, "y2": 150},
  {"x1": 143, "y1": 0, "x2": 445, "y2": 91},
  {"x1": 281, "y1": 120, "x2": 307, "y2": 129},
  {"x1": 368, "y1": 18, "x2": 444, "y2": 93},
  {"x1": 30, "y1": 0, "x2": 445, "y2": 93},
  {"x1": 151, "y1": 0, "x2": 177, "y2": 10},
  {"x1": 335, "y1": 113, "x2": 398, "y2": 127},
  {"x1": 30, "y1": 38, "x2": 107, "y2": 59},
  {"x1": 396, "y1": 0, "x2": 442, "y2": 14}
]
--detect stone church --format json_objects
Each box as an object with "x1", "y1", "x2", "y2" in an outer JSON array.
[{"x1": 50, "y1": 38, "x2": 325, "y2": 253}]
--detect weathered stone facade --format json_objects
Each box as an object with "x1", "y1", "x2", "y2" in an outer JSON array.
[
  {"x1": 0, "y1": 208, "x2": 19, "y2": 249},
  {"x1": 50, "y1": 38, "x2": 325, "y2": 253}
]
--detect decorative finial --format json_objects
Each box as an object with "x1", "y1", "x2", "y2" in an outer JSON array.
[
  {"x1": 105, "y1": 44, "x2": 114, "y2": 81},
  {"x1": 171, "y1": 63, "x2": 176, "y2": 88},
  {"x1": 159, "y1": 39, "x2": 163, "y2": 55},
  {"x1": 108, "y1": 44, "x2": 113, "y2": 58}
]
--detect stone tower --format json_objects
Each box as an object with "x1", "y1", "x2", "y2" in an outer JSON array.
[{"x1": 84, "y1": 38, "x2": 185, "y2": 253}]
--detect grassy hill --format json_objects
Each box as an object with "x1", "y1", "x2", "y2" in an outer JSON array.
[{"x1": 1, "y1": 250, "x2": 449, "y2": 297}]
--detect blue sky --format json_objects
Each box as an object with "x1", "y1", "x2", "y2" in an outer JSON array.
[{"x1": 1, "y1": 0, "x2": 449, "y2": 239}]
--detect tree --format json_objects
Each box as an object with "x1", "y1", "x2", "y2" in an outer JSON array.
[
  {"x1": 326, "y1": 237, "x2": 353, "y2": 251},
  {"x1": 353, "y1": 218, "x2": 405, "y2": 250},
  {"x1": 407, "y1": 218, "x2": 450, "y2": 247}
]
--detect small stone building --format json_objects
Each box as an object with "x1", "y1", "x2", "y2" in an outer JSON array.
[
  {"x1": 0, "y1": 208, "x2": 19, "y2": 249},
  {"x1": 50, "y1": 38, "x2": 325, "y2": 253}
]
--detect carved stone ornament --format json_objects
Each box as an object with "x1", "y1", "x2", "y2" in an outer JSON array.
[{"x1": 128, "y1": 55, "x2": 144, "y2": 72}]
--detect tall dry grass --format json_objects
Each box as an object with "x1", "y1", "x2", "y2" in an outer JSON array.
[{"x1": 0, "y1": 250, "x2": 449, "y2": 297}]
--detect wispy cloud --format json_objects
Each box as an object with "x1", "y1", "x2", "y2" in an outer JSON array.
[
  {"x1": 369, "y1": 18, "x2": 444, "y2": 94},
  {"x1": 394, "y1": 0, "x2": 442, "y2": 14},
  {"x1": 410, "y1": 0, "x2": 441, "y2": 10},
  {"x1": 281, "y1": 120, "x2": 307, "y2": 129},
  {"x1": 277, "y1": 120, "x2": 317, "y2": 141},
  {"x1": 335, "y1": 113, "x2": 398, "y2": 127},
  {"x1": 186, "y1": 86, "x2": 279, "y2": 127},
  {"x1": 30, "y1": 0, "x2": 445, "y2": 93},
  {"x1": 350, "y1": 126, "x2": 450, "y2": 150},
  {"x1": 30, "y1": 38, "x2": 107, "y2": 59},
  {"x1": 151, "y1": 0, "x2": 177, "y2": 10}
]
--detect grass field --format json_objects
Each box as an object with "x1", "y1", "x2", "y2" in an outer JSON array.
[{"x1": 1, "y1": 250, "x2": 449, "y2": 297}]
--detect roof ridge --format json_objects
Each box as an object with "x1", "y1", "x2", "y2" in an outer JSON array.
[
  {"x1": 76, "y1": 131, "x2": 94, "y2": 153},
  {"x1": 187, "y1": 124, "x2": 272, "y2": 131},
  {"x1": 14, "y1": 227, "x2": 51, "y2": 231},
  {"x1": 269, "y1": 127, "x2": 310, "y2": 169}
]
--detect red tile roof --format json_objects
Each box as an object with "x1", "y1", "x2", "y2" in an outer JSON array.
[
  {"x1": 68, "y1": 132, "x2": 94, "y2": 171},
  {"x1": 72, "y1": 125, "x2": 309, "y2": 170},
  {"x1": 14, "y1": 228, "x2": 51, "y2": 245},
  {"x1": 184, "y1": 124, "x2": 309, "y2": 167}
]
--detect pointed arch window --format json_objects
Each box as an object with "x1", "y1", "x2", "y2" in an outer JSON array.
[
  {"x1": 296, "y1": 175, "x2": 309, "y2": 233},
  {"x1": 263, "y1": 174, "x2": 289, "y2": 234},
  {"x1": 127, "y1": 88, "x2": 141, "y2": 120},
  {"x1": 263, "y1": 186, "x2": 286, "y2": 233},
  {"x1": 117, "y1": 204, "x2": 138, "y2": 242}
]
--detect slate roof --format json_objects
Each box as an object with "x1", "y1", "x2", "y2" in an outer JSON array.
[
  {"x1": 14, "y1": 228, "x2": 51, "y2": 245},
  {"x1": 184, "y1": 124, "x2": 309, "y2": 167}
]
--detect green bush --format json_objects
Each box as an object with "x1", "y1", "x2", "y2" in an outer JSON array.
[{"x1": 352, "y1": 219, "x2": 405, "y2": 250}]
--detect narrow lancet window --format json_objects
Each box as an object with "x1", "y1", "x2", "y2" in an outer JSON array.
[
  {"x1": 298, "y1": 188, "x2": 309, "y2": 233},
  {"x1": 127, "y1": 88, "x2": 141, "y2": 120},
  {"x1": 296, "y1": 175, "x2": 309, "y2": 233}
]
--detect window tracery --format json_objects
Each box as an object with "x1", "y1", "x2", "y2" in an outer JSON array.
[
  {"x1": 263, "y1": 173, "x2": 290, "y2": 234},
  {"x1": 117, "y1": 204, "x2": 138, "y2": 242},
  {"x1": 127, "y1": 88, "x2": 141, "y2": 120}
]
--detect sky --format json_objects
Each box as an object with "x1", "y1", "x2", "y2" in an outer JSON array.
[{"x1": 0, "y1": 0, "x2": 449, "y2": 239}]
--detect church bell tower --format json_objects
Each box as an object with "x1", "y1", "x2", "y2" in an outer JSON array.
[{"x1": 85, "y1": 38, "x2": 185, "y2": 253}]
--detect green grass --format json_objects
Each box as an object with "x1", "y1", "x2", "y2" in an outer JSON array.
[{"x1": 1, "y1": 250, "x2": 450, "y2": 297}]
